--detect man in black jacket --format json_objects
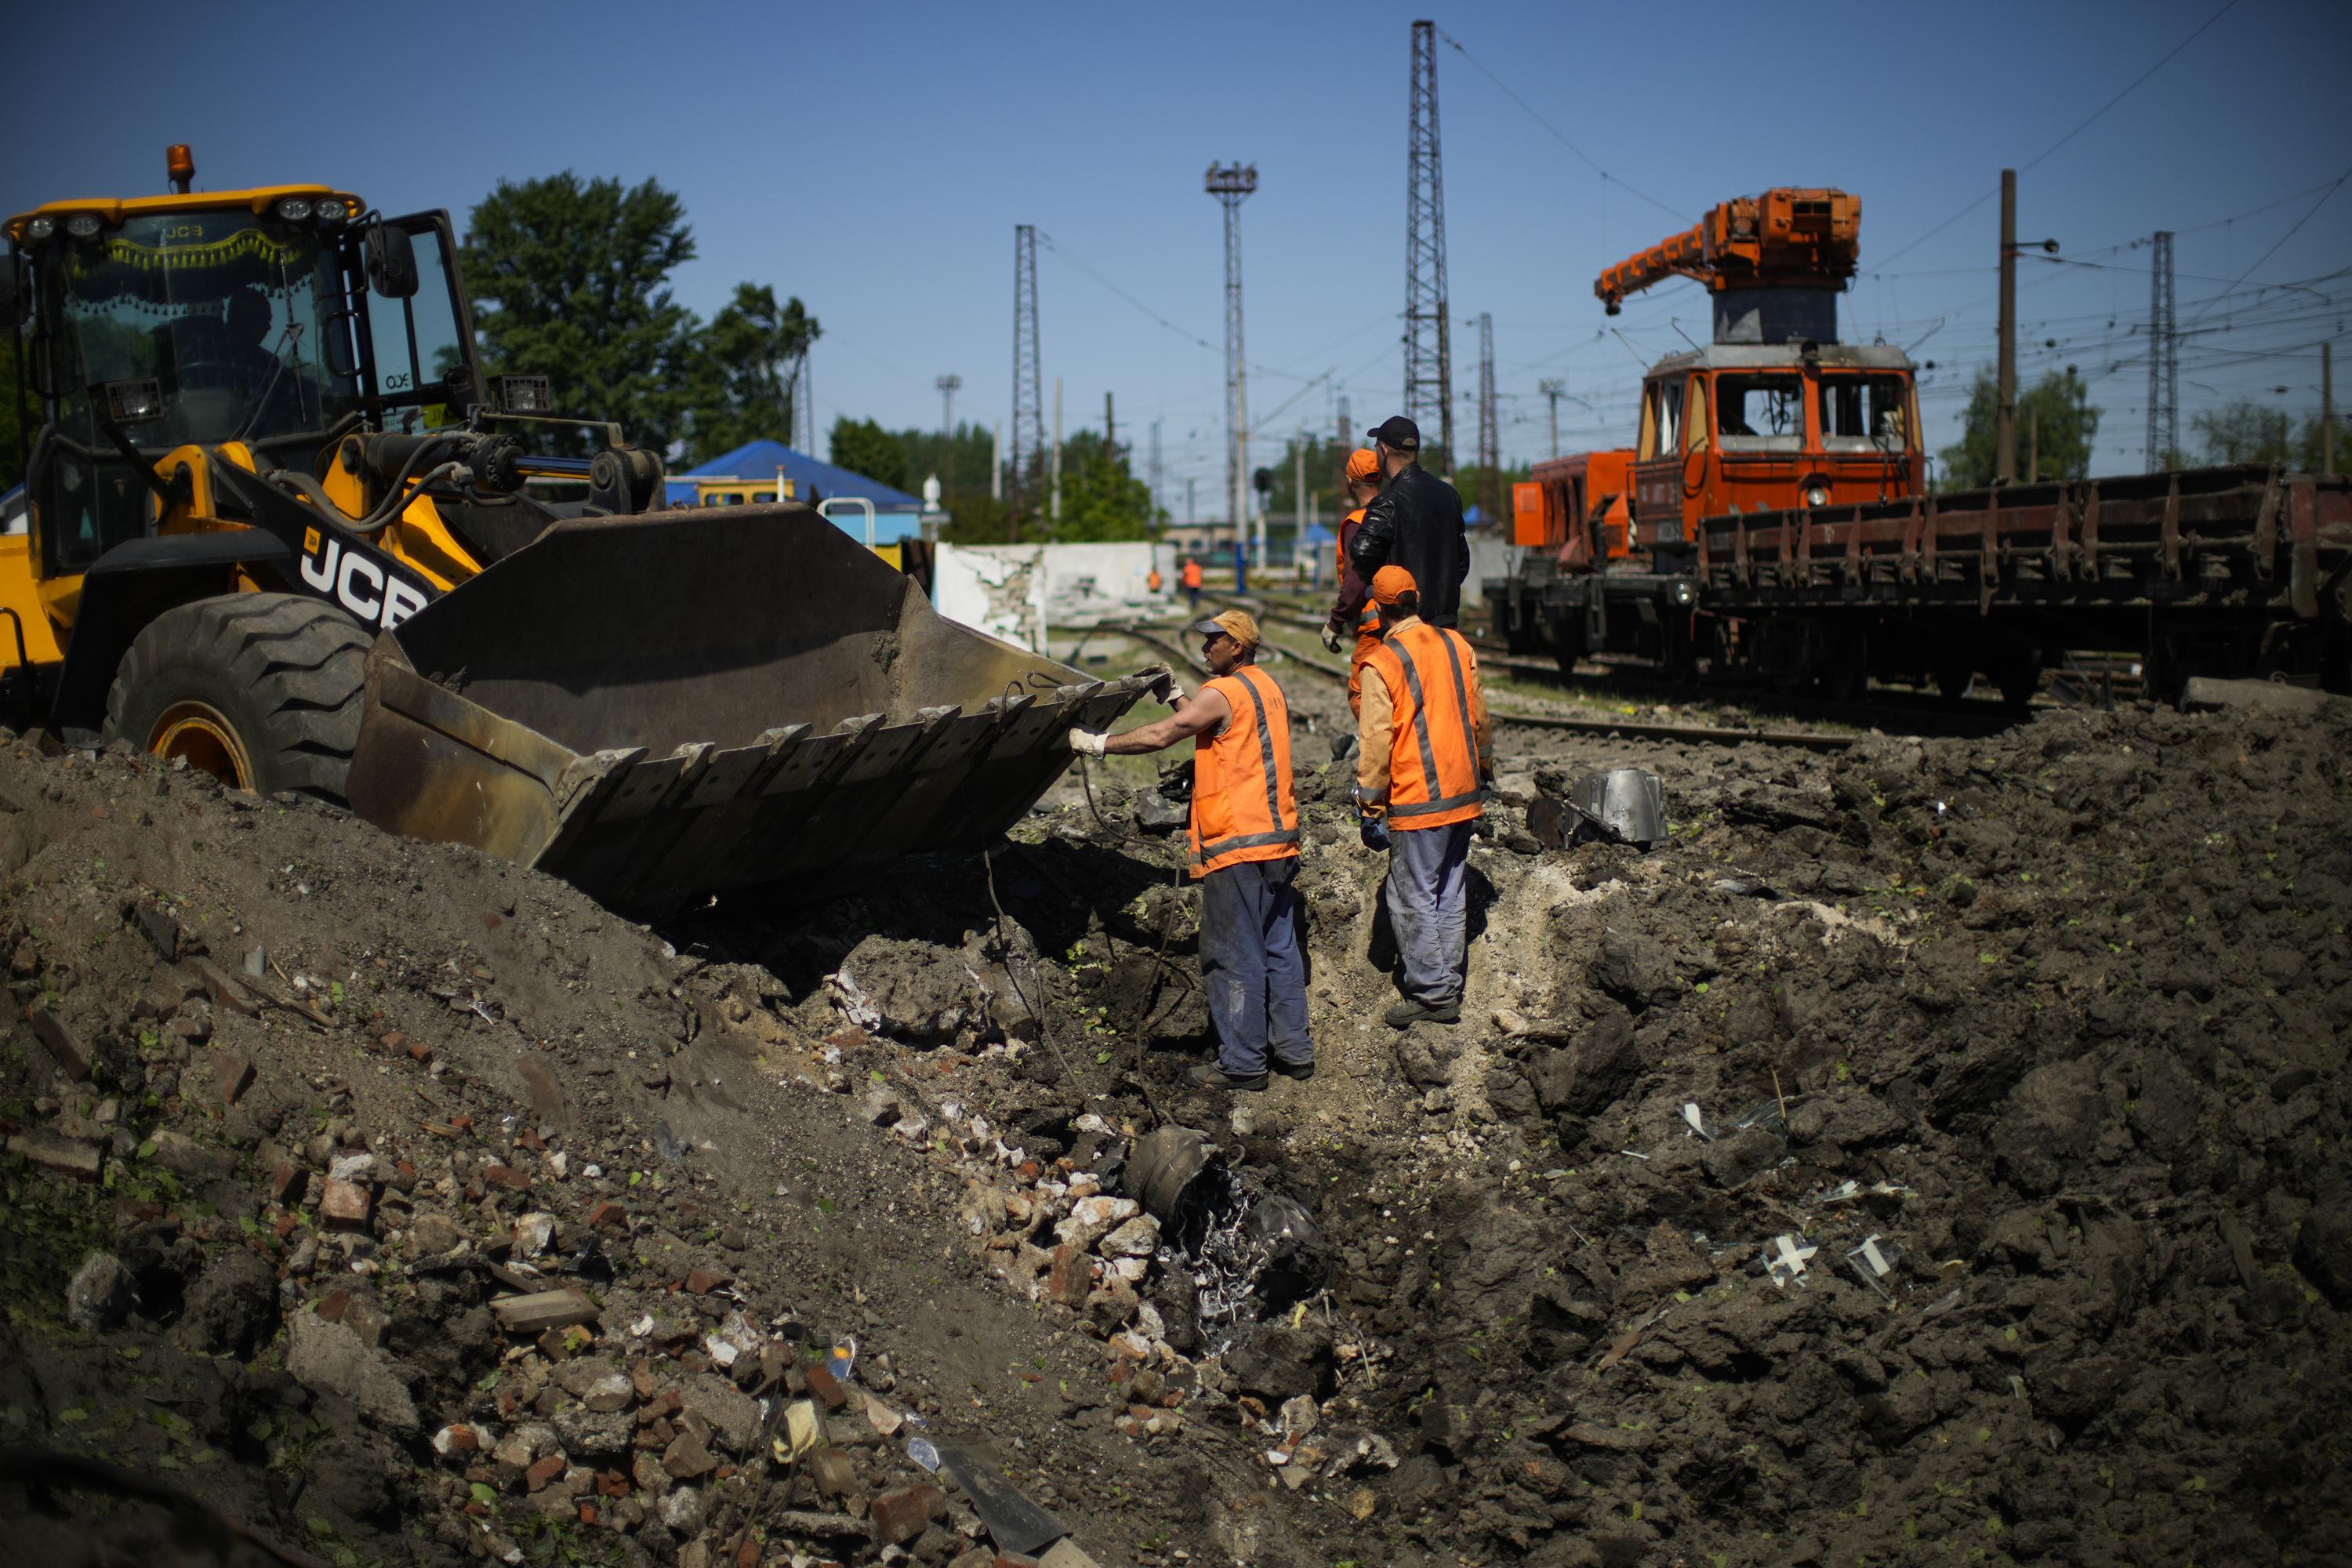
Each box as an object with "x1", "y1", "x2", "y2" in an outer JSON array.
[{"x1": 1347, "y1": 416, "x2": 1468, "y2": 628}]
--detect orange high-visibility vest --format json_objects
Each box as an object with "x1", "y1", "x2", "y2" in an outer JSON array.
[
  {"x1": 1148, "y1": 569, "x2": 1163, "y2": 591},
  {"x1": 1363, "y1": 622, "x2": 1483, "y2": 830},
  {"x1": 1181, "y1": 561, "x2": 1203, "y2": 589},
  {"x1": 1188, "y1": 663, "x2": 1299, "y2": 877}
]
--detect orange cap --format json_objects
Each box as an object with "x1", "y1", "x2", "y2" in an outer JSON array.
[
  {"x1": 1370, "y1": 565, "x2": 1418, "y2": 606},
  {"x1": 1345, "y1": 448, "x2": 1380, "y2": 483}
]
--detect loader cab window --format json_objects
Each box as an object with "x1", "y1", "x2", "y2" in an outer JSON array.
[
  {"x1": 365, "y1": 216, "x2": 474, "y2": 434},
  {"x1": 35, "y1": 211, "x2": 361, "y2": 571},
  {"x1": 1715, "y1": 373, "x2": 1803, "y2": 453},
  {"x1": 1818, "y1": 373, "x2": 1913, "y2": 454},
  {"x1": 1637, "y1": 377, "x2": 1683, "y2": 460}
]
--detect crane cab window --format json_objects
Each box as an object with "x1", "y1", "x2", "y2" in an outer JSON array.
[
  {"x1": 1686, "y1": 376, "x2": 1710, "y2": 452},
  {"x1": 1637, "y1": 378, "x2": 1683, "y2": 460},
  {"x1": 1818, "y1": 374, "x2": 1912, "y2": 454},
  {"x1": 1715, "y1": 374, "x2": 1804, "y2": 453}
]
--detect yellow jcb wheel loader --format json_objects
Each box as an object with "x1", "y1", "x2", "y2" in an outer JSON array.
[{"x1": 0, "y1": 147, "x2": 1150, "y2": 909}]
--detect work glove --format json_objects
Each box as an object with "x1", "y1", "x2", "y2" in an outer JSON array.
[
  {"x1": 1066, "y1": 728, "x2": 1108, "y2": 758},
  {"x1": 1148, "y1": 666, "x2": 1185, "y2": 706},
  {"x1": 1319, "y1": 620, "x2": 1345, "y2": 655},
  {"x1": 1352, "y1": 786, "x2": 1390, "y2": 851}
]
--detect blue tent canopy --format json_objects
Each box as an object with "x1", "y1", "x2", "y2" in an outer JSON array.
[{"x1": 664, "y1": 441, "x2": 927, "y2": 543}]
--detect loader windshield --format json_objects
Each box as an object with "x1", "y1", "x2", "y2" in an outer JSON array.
[{"x1": 50, "y1": 212, "x2": 359, "y2": 451}]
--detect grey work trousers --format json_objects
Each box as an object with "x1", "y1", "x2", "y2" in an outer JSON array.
[
  {"x1": 1198, "y1": 855, "x2": 1312, "y2": 1076},
  {"x1": 1383, "y1": 818, "x2": 1472, "y2": 1006}
]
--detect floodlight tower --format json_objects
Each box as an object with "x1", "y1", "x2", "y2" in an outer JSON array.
[
  {"x1": 1207, "y1": 162, "x2": 1259, "y2": 564},
  {"x1": 935, "y1": 374, "x2": 961, "y2": 438},
  {"x1": 1011, "y1": 227, "x2": 1044, "y2": 540},
  {"x1": 1403, "y1": 20, "x2": 1453, "y2": 470}
]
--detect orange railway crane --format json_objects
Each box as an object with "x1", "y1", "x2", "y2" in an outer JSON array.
[{"x1": 1595, "y1": 187, "x2": 1861, "y2": 326}]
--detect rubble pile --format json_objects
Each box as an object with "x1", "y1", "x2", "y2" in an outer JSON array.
[{"x1": 3, "y1": 688, "x2": 2348, "y2": 1566}]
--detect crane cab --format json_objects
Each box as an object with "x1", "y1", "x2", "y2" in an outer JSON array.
[{"x1": 1628, "y1": 343, "x2": 1919, "y2": 555}]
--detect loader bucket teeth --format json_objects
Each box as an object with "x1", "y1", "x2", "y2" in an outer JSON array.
[{"x1": 343, "y1": 505, "x2": 1152, "y2": 910}]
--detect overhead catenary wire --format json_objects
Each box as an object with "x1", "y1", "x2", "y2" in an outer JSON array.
[
  {"x1": 1872, "y1": 0, "x2": 2244, "y2": 271},
  {"x1": 1433, "y1": 27, "x2": 1688, "y2": 226}
]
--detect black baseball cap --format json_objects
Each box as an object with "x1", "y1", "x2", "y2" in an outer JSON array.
[{"x1": 1367, "y1": 416, "x2": 1420, "y2": 450}]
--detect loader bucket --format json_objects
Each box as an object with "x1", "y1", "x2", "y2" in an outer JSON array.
[{"x1": 343, "y1": 504, "x2": 1156, "y2": 910}]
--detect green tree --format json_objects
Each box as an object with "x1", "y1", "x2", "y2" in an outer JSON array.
[
  {"x1": 1051, "y1": 430, "x2": 1157, "y2": 542},
  {"x1": 828, "y1": 417, "x2": 907, "y2": 489},
  {"x1": 1936, "y1": 368, "x2": 2100, "y2": 489},
  {"x1": 2187, "y1": 400, "x2": 2343, "y2": 470},
  {"x1": 461, "y1": 172, "x2": 705, "y2": 456},
  {"x1": 681, "y1": 283, "x2": 818, "y2": 464}
]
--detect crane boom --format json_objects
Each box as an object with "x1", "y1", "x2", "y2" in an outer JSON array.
[{"x1": 1595, "y1": 188, "x2": 1860, "y2": 314}]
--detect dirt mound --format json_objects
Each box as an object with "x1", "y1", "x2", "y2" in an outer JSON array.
[{"x1": 2, "y1": 692, "x2": 2347, "y2": 1567}]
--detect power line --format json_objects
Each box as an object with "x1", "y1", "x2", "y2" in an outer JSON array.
[
  {"x1": 1433, "y1": 27, "x2": 1686, "y2": 225},
  {"x1": 2185, "y1": 164, "x2": 2352, "y2": 324},
  {"x1": 1873, "y1": 0, "x2": 2242, "y2": 270}
]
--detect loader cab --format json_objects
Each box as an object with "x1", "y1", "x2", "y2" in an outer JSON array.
[
  {"x1": 2, "y1": 187, "x2": 483, "y2": 586},
  {"x1": 1628, "y1": 343, "x2": 1920, "y2": 554}
]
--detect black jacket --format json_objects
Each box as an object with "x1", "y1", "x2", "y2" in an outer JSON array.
[{"x1": 1347, "y1": 463, "x2": 1468, "y2": 626}]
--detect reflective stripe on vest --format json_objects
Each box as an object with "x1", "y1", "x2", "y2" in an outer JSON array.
[
  {"x1": 1188, "y1": 664, "x2": 1300, "y2": 873},
  {"x1": 1374, "y1": 624, "x2": 1483, "y2": 822}
]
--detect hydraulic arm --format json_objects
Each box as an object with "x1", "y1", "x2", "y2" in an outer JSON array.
[{"x1": 1595, "y1": 189, "x2": 1860, "y2": 314}]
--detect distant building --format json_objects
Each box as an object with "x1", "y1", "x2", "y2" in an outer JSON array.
[{"x1": 666, "y1": 439, "x2": 929, "y2": 545}]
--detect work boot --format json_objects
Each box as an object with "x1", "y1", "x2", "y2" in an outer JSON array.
[
  {"x1": 1385, "y1": 996, "x2": 1461, "y2": 1029},
  {"x1": 1188, "y1": 1063, "x2": 1269, "y2": 1092},
  {"x1": 1271, "y1": 1058, "x2": 1316, "y2": 1082}
]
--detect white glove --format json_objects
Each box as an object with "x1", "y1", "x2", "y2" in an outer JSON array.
[
  {"x1": 1164, "y1": 680, "x2": 1187, "y2": 706},
  {"x1": 1319, "y1": 625, "x2": 1344, "y2": 655},
  {"x1": 1066, "y1": 728, "x2": 1108, "y2": 758}
]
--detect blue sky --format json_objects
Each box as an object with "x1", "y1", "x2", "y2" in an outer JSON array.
[{"x1": 9, "y1": 0, "x2": 2347, "y2": 510}]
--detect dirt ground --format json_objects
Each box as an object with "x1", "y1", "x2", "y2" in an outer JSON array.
[{"x1": 2, "y1": 659, "x2": 2347, "y2": 1566}]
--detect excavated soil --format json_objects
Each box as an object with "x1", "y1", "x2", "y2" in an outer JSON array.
[{"x1": 2, "y1": 672, "x2": 2348, "y2": 1568}]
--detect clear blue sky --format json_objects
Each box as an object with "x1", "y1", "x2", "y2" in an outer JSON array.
[{"x1": 10, "y1": 0, "x2": 2347, "y2": 509}]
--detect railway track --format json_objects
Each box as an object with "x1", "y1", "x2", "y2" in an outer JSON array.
[
  {"x1": 1098, "y1": 621, "x2": 1860, "y2": 753},
  {"x1": 1210, "y1": 591, "x2": 2031, "y2": 737}
]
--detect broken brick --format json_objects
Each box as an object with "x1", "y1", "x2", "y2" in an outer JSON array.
[
  {"x1": 682, "y1": 1266, "x2": 731, "y2": 1295},
  {"x1": 1045, "y1": 1244, "x2": 1093, "y2": 1309},
  {"x1": 804, "y1": 1360, "x2": 850, "y2": 1411},
  {"x1": 320, "y1": 1178, "x2": 373, "y2": 1229},
  {"x1": 481, "y1": 1163, "x2": 532, "y2": 1191},
  {"x1": 314, "y1": 1287, "x2": 353, "y2": 1323},
  {"x1": 210, "y1": 1050, "x2": 255, "y2": 1106},
  {"x1": 869, "y1": 1482, "x2": 948, "y2": 1546},
  {"x1": 267, "y1": 1159, "x2": 306, "y2": 1207},
  {"x1": 525, "y1": 1454, "x2": 566, "y2": 1493},
  {"x1": 588, "y1": 1200, "x2": 630, "y2": 1231},
  {"x1": 27, "y1": 1008, "x2": 93, "y2": 1080},
  {"x1": 10, "y1": 1131, "x2": 103, "y2": 1182},
  {"x1": 594, "y1": 1470, "x2": 630, "y2": 1499},
  {"x1": 661, "y1": 1430, "x2": 716, "y2": 1480}
]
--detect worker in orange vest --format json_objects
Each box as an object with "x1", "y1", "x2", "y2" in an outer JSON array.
[
  {"x1": 1320, "y1": 448, "x2": 1386, "y2": 716},
  {"x1": 1180, "y1": 556, "x2": 1204, "y2": 610},
  {"x1": 1147, "y1": 565, "x2": 1164, "y2": 594},
  {"x1": 1356, "y1": 565, "x2": 1492, "y2": 1028},
  {"x1": 1067, "y1": 610, "x2": 1309, "y2": 1091}
]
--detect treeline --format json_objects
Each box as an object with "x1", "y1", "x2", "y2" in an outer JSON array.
[{"x1": 826, "y1": 418, "x2": 1159, "y2": 544}]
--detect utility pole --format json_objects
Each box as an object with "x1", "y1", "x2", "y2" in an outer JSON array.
[
  {"x1": 1149, "y1": 419, "x2": 1163, "y2": 518},
  {"x1": 1051, "y1": 376, "x2": 1063, "y2": 531},
  {"x1": 1404, "y1": 21, "x2": 1454, "y2": 471},
  {"x1": 2325, "y1": 341, "x2": 2336, "y2": 476},
  {"x1": 1539, "y1": 377, "x2": 1565, "y2": 459},
  {"x1": 1206, "y1": 162, "x2": 1259, "y2": 565},
  {"x1": 2146, "y1": 230, "x2": 2176, "y2": 472},
  {"x1": 1995, "y1": 167, "x2": 2017, "y2": 484},
  {"x1": 2028, "y1": 408, "x2": 2040, "y2": 485},
  {"x1": 991, "y1": 422, "x2": 1003, "y2": 503},
  {"x1": 792, "y1": 356, "x2": 815, "y2": 455},
  {"x1": 1011, "y1": 225, "x2": 1044, "y2": 542},
  {"x1": 1336, "y1": 394, "x2": 1352, "y2": 447},
  {"x1": 1476, "y1": 312, "x2": 1499, "y2": 522},
  {"x1": 934, "y1": 374, "x2": 960, "y2": 489},
  {"x1": 1185, "y1": 476, "x2": 1196, "y2": 531},
  {"x1": 1294, "y1": 431, "x2": 1307, "y2": 575},
  {"x1": 1105, "y1": 391, "x2": 1117, "y2": 463}
]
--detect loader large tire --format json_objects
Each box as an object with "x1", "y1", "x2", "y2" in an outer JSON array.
[{"x1": 103, "y1": 593, "x2": 372, "y2": 799}]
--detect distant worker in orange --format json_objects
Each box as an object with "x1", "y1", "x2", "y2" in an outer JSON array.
[
  {"x1": 1320, "y1": 448, "x2": 1386, "y2": 716},
  {"x1": 1181, "y1": 555, "x2": 1204, "y2": 611},
  {"x1": 1147, "y1": 564, "x2": 1164, "y2": 594},
  {"x1": 1067, "y1": 611, "x2": 1310, "y2": 1091},
  {"x1": 1355, "y1": 566, "x2": 1492, "y2": 1029}
]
